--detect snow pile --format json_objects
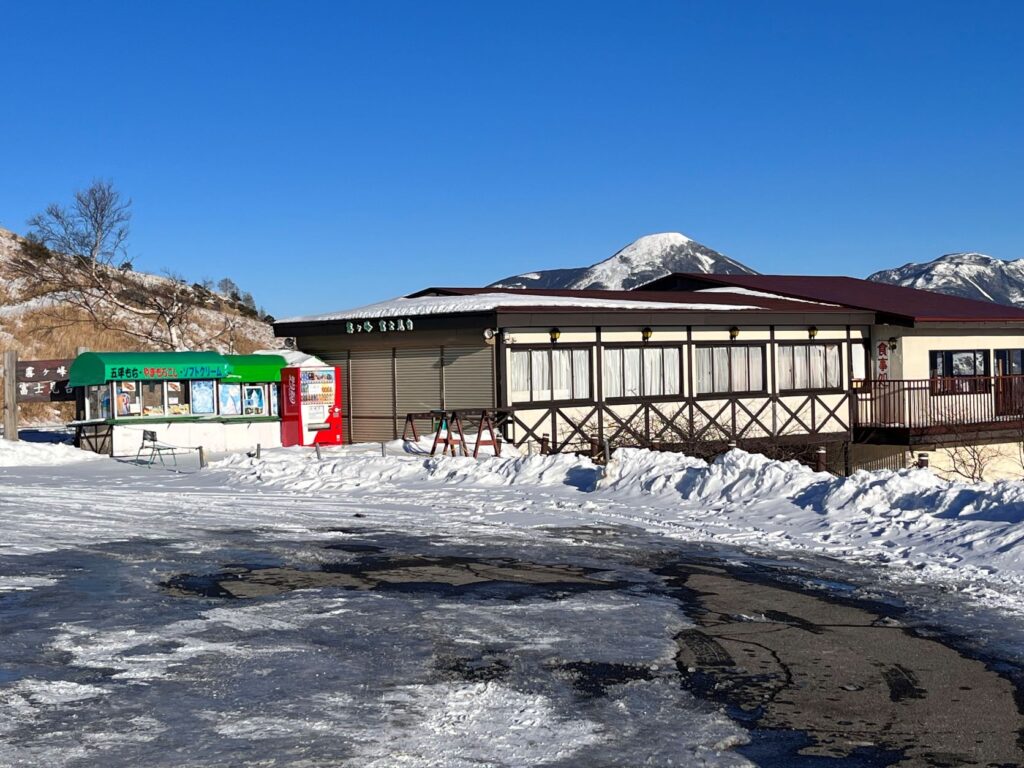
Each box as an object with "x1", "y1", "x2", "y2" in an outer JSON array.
[
  {"x1": 215, "y1": 446, "x2": 590, "y2": 492},
  {"x1": 601, "y1": 447, "x2": 823, "y2": 502},
  {"x1": 0, "y1": 440, "x2": 103, "y2": 467}
]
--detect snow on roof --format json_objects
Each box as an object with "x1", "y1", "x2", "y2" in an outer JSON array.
[
  {"x1": 694, "y1": 285, "x2": 837, "y2": 306},
  {"x1": 254, "y1": 349, "x2": 327, "y2": 367},
  {"x1": 277, "y1": 292, "x2": 760, "y2": 324}
]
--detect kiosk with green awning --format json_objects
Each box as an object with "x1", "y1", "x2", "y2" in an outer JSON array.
[{"x1": 70, "y1": 351, "x2": 289, "y2": 456}]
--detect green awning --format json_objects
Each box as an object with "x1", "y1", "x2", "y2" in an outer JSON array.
[
  {"x1": 221, "y1": 354, "x2": 288, "y2": 382},
  {"x1": 69, "y1": 351, "x2": 290, "y2": 387},
  {"x1": 69, "y1": 352, "x2": 230, "y2": 387}
]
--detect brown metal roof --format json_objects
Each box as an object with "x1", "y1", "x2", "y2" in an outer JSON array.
[{"x1": 636, "y1": 274, "x2": 1024, "y2": 323}]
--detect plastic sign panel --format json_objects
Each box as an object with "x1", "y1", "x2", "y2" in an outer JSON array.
[
  {"x1": 15, "y1": 359, "x2": 75, "y2": 403},
  {"x1": 104, "y1": 363, "x2": 228, "y2": 380}
]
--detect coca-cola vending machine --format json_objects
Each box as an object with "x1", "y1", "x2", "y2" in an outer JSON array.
[{"x1": 280, "y1": 366, "x2": 344, "y2": 447}]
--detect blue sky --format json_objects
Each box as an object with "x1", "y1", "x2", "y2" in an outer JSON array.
[{"x1": 1, "y1": 1, "x2": 1022, "y2": 317}]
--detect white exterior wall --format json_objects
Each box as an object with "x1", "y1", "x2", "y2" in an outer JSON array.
[
  {"x1": 870, "y1": 325, "x2": 1024, "y2": 380},
  {"x1": 111, "y1": 420, "x2": 282, "y2": 457}
]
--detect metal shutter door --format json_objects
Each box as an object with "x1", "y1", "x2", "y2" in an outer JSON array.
[
  {"x1": 349, "y1": 350, "x2": 394, "y2": 442},
  {"x1": 396, "y1": 348, "x2": 442, "y2": 438},
  {"x1": 443, "y1": 346, "x2": 494, "y2": 410}
]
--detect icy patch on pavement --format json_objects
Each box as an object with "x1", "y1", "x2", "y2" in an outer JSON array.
[
  {"x1": 355, "y1": 681, "x2": 604, "y2": 766},
  {"x1": 0, "y1": 575, "x2": 59, "y2": 592},
  {"x1": 10, "y1": 679, "x2": 108, "y2": 705},
  {"x1": 0, "y1": 440, "x2": 103, "y2": 467},
  {"x1": 52, "y1": 619, "x2": 251, "y2": 681}
]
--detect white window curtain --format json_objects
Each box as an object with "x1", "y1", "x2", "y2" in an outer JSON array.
[
  {"x1": 695, "y1": 348, "x2": 713, "y2": 394},
  {"x1": 603, "y1": 349, "x2": 623, "y2": 398},
  {"x1": 623, "y1": 348, "x2": 641, "y2": 397},
  {"x1": 510, "y1": 350, "x2": 530, "y2": 402},
  {"x1": 663, "y1": 348, "x2": 680, "y2": 395},
  {"x1": 729, "y1": 347, "x2": 748, "y2": 392},
  {"x1": 552, "y1": 349, "x2": 572, "y2": 401},
  {"x1": 572, "y1": 349, "x2": 590, "y2": 399},
  {"x1": 643, "y1": 347, "x2": 664, "y2": 396},
  {"x1": 713, "y1": 347, "x2": 730, "y2": 393},
  {"x1": 779, "y1": 343, "x2": 842, "y2": 391},
  {"x1": 808, "y1": 345, "x2": 827, "y2": 389},
  {"x1": 530, "y1": 349, "x2": 550, "y2": 401},
  {"x1": 826, "y1": 344, "x2": 841, "y2": 388},
  {"x1": 852, "y1": 344, "x2": 866, "y2": 380},
  {"x1": 778, "y1": 346, "x2": 794, "y2": 390},
  {"x1": 792, "y1": 346, "x2": 809, "y2": 390},
  {"x1": 747, "y1": 346, "x2": 764, "y2": 391}
]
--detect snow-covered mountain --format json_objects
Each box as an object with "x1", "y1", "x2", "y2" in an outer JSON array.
[
  {"x1": 868, "y1": 252, "x2": 1024, "y2": 307},
  {"x1": 490, "y1": 232, "x2": 757, "y2": 290}
]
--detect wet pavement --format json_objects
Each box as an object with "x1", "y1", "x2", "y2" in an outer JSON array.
[{"x1": 1, "y1": 522, "x2": 1022, "y2": 766}]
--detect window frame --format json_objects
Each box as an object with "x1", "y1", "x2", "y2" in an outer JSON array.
[
  {"x1": 693, "y1": 342, "x2": 768, "y2": 399},
  {"x1": 84, "y1": 383, "x2": 114, "y2": 422},
  {"x1": 601, "y1": 343, "x2": 684, "y2": 403},
  {"x1": 995, "y1": 349, "x2": 1024, "y2": 377},
  {"x1": 776, "y1": 340, "x2": 845, "y2": 395},
  {"x1": 929, "y1": 349, "x2": 991, "y2": 395},
  {"x1": 508, "y1": 344, "x2": 594, "y2": 406}
]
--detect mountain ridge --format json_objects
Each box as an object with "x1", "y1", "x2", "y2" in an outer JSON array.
[
  {"x1": 868, "y1": 252, "x2": 1024, "y2": 307},
  {"x1": 490, "y1": 232, "x2": 758, "y2": 290}
]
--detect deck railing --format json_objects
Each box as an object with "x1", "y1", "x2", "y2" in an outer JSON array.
[{"x1": 854, "y1": 375, "x2": 1024, "y2": 432}]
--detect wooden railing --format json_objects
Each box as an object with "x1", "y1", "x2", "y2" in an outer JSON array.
[
  {"x1": 493, "y1": 392, "x2": 850, "y2": 454},
  {"x1": 854, "y1": 375, "x2": 1024, "y2": 432}
]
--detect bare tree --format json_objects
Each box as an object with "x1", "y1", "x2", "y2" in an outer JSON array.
[{"x1": 8, "y1": 181, "x2": 243, "y2": 351}]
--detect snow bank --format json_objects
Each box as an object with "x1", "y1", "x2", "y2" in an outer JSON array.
[
  {"x1": 0, "y1": 440, "x2": 103, "y2": 467},
  {"x1": 215, "y1": 446, "x2": 590, "y2": 492}
]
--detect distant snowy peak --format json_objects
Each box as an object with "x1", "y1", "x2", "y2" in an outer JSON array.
[
  {"x1": 869, "y1": 252, "x2": 1024, "y2": 307},
  {"x1": 490, "y1": 232, "x2": 758, "y2": 290}
]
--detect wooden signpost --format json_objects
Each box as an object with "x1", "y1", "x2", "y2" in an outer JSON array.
[{"x1": 2, "y1": 351, "x2": 76, "y2": 441}]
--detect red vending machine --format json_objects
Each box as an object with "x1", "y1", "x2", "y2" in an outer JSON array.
[{"x1": 280, "y1": 366, "x2": 345, "y2": 447}]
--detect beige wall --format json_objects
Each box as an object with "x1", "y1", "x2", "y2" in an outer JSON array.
[
  {"x1": 920, "y1": 440, "x2": 1024, "y2": 482},
  {"x1": 870, "y1": 325, "x2": 1024, "y2": 380}
]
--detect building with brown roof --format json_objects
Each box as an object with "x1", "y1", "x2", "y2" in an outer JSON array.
[{"x1": 275, "y1": 274, "x2": 1024, "y2": 479}]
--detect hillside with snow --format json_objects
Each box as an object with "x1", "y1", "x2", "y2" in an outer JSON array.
[
  {"x1": 868, "y1": 252, "x2": 1024, "y2": 307},
  {"x1": 490, "y1": 232, "x2": 758, "y2": 290},
  {"x1": 0, "y1": 226, "x2": 275, "y2": 358}
]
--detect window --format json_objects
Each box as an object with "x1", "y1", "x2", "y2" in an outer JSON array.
[
  {"x1": 695, "y1": 345, "x2": 764, "y2": 395},
  {"x1": 142, "y1": 382, "x2": 165, "y2": 416},
  {"x1": 114, "y1": 381, "x2": 141, "y2": 416},
  {"x1": 243, "y1": 385, "x2": 267, "y2": 416},
  {"x1": 219, "y1": 383, "x2": 242, "y2": 415},
  {"x1": 510, "y1": 348, "x2": 590, "y2": 403},
  {"x1": 995, "y1": 349, "x2": 1024, "y2": 376},
  {"x1": 603, "y1": 347, "x2": 681, "y2": 399},
  {"x1": 930, "y1": 350, "x2": 990, "y2": 394},
  {"x1": 166, "y1": 381, "x2": 192, "y2": 415},
  {"x1": 778, "y1": 343, "x2": 842, "y2": 392},
  {"x1": 85, "y1": 385, "x2": 112, "y2": 421},
  {"x1": 191, "y1": 380, "x2": 216, "y2": 414},
  {"x1": 269, "y1": 383, "x2": 280, "y2": 416}
]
